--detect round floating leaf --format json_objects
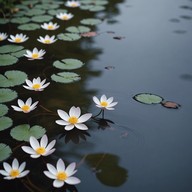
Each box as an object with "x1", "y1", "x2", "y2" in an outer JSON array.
[
  {"x1": 57, "y1": 33, "x2": 81, "y2": 41},
  {"x1": 18, "y1": 23, "x2": 40, "y2": 30},
  {"x1": 89, "y1": 5, "x2": 105, "y2": 12},
  {"x1": 80, "y1": 5, "x2": 93, "y2": 10},
  {"x1": 11, "y1": 17, "x2": 31, "y2": 24},
  {"x1": 0, "y1": 18, "x2": 10, "y2": 24},
  {"x1": 22, "y1": 0, "x2": 38, "y2": 5},
  {"x1": 0, "y1": 104, "x2": 9, "y2": 117},
  {"x1": 80, "y1": 18, "x2": 102, "y2": 25},
  {"x1": 0, "y1": 116, "x2": 13, "y2": 131},
  {"x1": 133, "y1": 93, "x2": 163, "y2": 104},
  {"x1": 0, "y1": 54, "x2": 18, "y2": 66},
  {"x1": 48, "y1": 9, "x2": 67, "y2": 15},
  {"x1": 35, "y1": 4, "x2": 59, "y2": 10},
  {"x1": 51, "y1": 72, "x2": 81, "y2": 83},
  {"x1": 0, "y1": 70, "x2": 28, "y2": 87},
  {"x1": 10, "y1": 124, "x2": 46, "y2": 141},
  {"x1": 0, "y1": 88, "x2": 18, "y2": 103},
  {"x1": 66, "y1": 26, "x2": 91, "y2": 33},
  {"x1": 161, "y1": 101, "x2": 181, "y2": 109},
  {"x1": 25, "y1": 8, "x2": 46, "y2": 16},
  {"x1": 31, "y1": 15, "x2": 53, "y2": 23},
  {"x1": 0, "y1": 45, "x2": 24, "y2": 54},
  {"x1": 11, "y1": 49, "x2": 26, "y2": 58},
  {"x1": 53, "y1": 58, "x2": 84, "y2": 70},
  {"x1": 0, "y1": 143, "x2": 12, "y2": 162}
]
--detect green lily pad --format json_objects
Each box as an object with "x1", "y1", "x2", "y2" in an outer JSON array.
[
  {"x1": 89, "y1": 5, "x2": 105, "y2": 12},
  {"x1": 10, "y1": 124, "x2": 46, "y2": 142},
  {"x1": 11, "y1": 17, "x2": 31, "y2": 24},
  {"x1": 48, "y1": 9, "x2": 67, "y2": 15},
  {"x1": 31, "y1": 15, "x2": 53, "y2": 23},
  {"x1": 80, "y1": 18, "x2": 102, "y2": 25},
  {"x1": 35, "y1": 4, "x2": 59, "y2": 10},
  {"x1": 53, "y1": 58, "x2": 84, "y2": 70},
  {"x1": 57, "y1": 33, "x2": 81, "y2": 41},
  {"x1": 25, "y1": 8, "x2": 46, "y2": 16},
  {"x1": 22, "y1": 0, "x2": 38, "y2": 5},
  {"x1": 66, "y1": 26, "x2": 91, "y2": 33},
  {"x1": 11, "y1": 49, "x2": 26, "y2": 58},
  {"x1": 0, "y1": 45, "x2": 24, "y2": 54},
  {"x1": 0, "y1": 104, "x2": 9, "y2": 117},
  {"x1": 18, "y1": 23, "x2": 40, "y2": 30},
  {"x1": 80, "y1": 5, "x2": 93, "y2": 10},
  {"x1": 133, "y1": 93, "x2": 163, "y2": 104},
  {"x1": 0, "y1": 54, "x2": 18, "y2": 66},
  {"x1": 0, "y1": 18, "x2": 10, "y2": 24},
  {"x1": 51, "y1": 72, "x2": 81, "y2": 83},
  {"x1": 0, "y1": 144, "x2": 12, "y2": 162},
  {"x1": 0, "y1": 70, "x2": 28, "y2": 87},
  {"x1": 0, "y1": 88, "x2": 18, "y2": 103},
  {"x1": 0, "y1": 116, "x2": 13, "y2": 131}
]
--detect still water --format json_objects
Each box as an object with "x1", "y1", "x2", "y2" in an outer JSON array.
[{"x1": 0, "y1": 0, "x2": 192, "y2": 191}]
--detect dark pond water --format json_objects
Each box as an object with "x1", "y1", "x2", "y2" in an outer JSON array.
[{"x1": 1, "y1": 0, "x2": 192, "y2": 191}]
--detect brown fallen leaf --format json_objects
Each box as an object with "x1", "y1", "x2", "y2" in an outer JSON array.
[
  {"x1": 81, "y1": 31, "x2": 97, "y2": 37},
  {"x1": 161, "y1": 101, "x2": 181, "y2": 109}
]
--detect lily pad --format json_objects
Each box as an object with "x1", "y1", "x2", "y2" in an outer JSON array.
[
  {"x1": 51, "y1": 72, "x2": 81, "y2": 83},
  {"x1": 11, "y1": 17, "x2": 31, "y2": 24},
  {"x1": 57, "y1": 33, "x2": 81, "y2": 41},
  {"x1": 0, "y1": 144, "x2": 12, "y2": 162},
  {"x1": 0, "y1": 45, "x2": 24, "y2": 54},
  {"x1": 133, "y1": 93, "x2": 163, "y2": 104},
  {"x1": 10, "y1": 124, "x2": 46, "y2": 142},
  {"x1": 66, "y1": 26, "x2": 91, "y2": 33},
  {"x1": 0, "y1": 104, "x2": 9, "y2": 117},
  {"x1": 0, "y1": 54, "x2": 18, "y2": 66},
  {"x1": 0, "y1": 116, "x2": 13, "y2": 131},
  {"x1": 18, "y1": 23, "x2": 40, "y2": 30},
  {"x1": 11, "y1": 49, "x2": 26, "y2": 58},
  {"x1": 25, "y1": 8, "x2": 46, "y2": 16},
  {"x1": 31, "y1": 15, "x2": 53, "y2": 23},
  {"x1": 0, "y1": 18, "x2": 10, "y2": 24},
  {"x1": 0, "y1": 70, "x2": 28, "y2": 87},
  {"x1": 35, "y1": 4, "x2": 59, "y2": 10},
  {"x1": 53, "y1": 58, "x2": 84, "y2": 70},
  {"x1": 0, "y1": 88, "x2": 18, "y2": 103},
  {"x1": 48, "y1": 9, "x2": 67, "y2": 15},
  {"x1": 89, "y1": 5, "x2": 105, "y2": 12},
  {"x1": 80, "y1": 18, "x2": 102, "y2": 25}
]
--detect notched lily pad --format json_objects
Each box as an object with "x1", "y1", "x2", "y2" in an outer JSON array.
[
  {"x1": 11, "y1": 17, "x2": 31, "y2": 24},
  {"x1": 11, "y1": 49, "x2": 26, "y2": 58},
  {"x1": 57, "y1": 33, "x2": 81, "y2": 41},
  {"x1": 0, "y1": 143, "x2": 12, "y2": 162},
  {"x1": 0, "y1": 45, "x2": 24, "y2": 54},
  {"x1": 0, "y1": 88, "x2": 18, "y2": 103},
  {"x1": 66, "y1": 26, "x2": 91, "y2": 33},
  {"x1": 51, "y1": 72, "x2": 81, "y2": 83},
  {"x1": 31, "y1": 15, "x2": 53, "y2": 23},
  {"x1": 133, "y1": 93, "x2": 163, "y2": 104},
  {"x1": 10, "y1": 124, "x2": 46, "y2": 141},
  {"x1": 0, "y1": 104, "x2": 9, "y2": 117},
  {"x1": 0, "y1": 54, "x2": 18, "y2": 66},
  {"x1": 0, "y1": 116, "x2": 13, "y2": 131},
  {"x1": 18, "y1": 23, "x2": 40, "y2": 30}
]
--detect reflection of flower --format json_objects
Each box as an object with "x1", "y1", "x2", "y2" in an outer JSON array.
[
  {"x1": 56, "y1": 106, "x2": 92, "y2": 131},
  {"x1": 8, "y1": 33, "x2": 28, "y2": 43},
  {"x1": 56, "y1": 13, "x2": 74, "y2": 21},
  {"x1": 37, "y1": 35, "x2": 57, "y2": 44},
  {"x1": 11, "y1": 97, "x2": 38, "y2": 113},
  {"x1": 0, "y1": 32, "x2": 8, "y2": 41},
  {"x1": 0, "y1": 158, "x2": 29, "y2": 180},
  {"x1": 93, "y1": 117, "x2": 114, "y2": 130},
  {"x1": 21, "y1": 135, "x2": 56, "y2": 158},
  {"x1": 23, "y1": 77, "x2": 50, "y2": 91},
  {"x1": 65, "y1": 1, "x2": 81, "y2": 7},
  {"x1": 41, "y1": 22, "x2": 60, "y2": 30},
  {"x1": 44, "y1": 158, "x2": 80, "y2": 188},
  {"x1": 24, "y1": 47, "x2": 46, "y2": 60},
  {"x1": 93, "y1": 95, "x2": 118, "y2": 110}
]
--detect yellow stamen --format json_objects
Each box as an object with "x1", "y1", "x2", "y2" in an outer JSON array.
[
  {"x1": 71, "y1": 3, "x2": 78, "y2": 7},
  {"x1": 36, "y1": 147, "x2": 46, "y2": 155},
  {"x1": 57, "y1": 172, "x2": 68, "y2": 181},
  {"x1": 62, "y1": 15, "x2": 69, "y2": 20},
  {"x1": 32, "y1": 53, "x2": 39, "y2": 59},
  {"x1": 0, "y1": 37, "x2": 2, "y2": 41},
  {"x1": 44, "y1": 39, "x2": 51, "y2": 44},
  {"x1": 69, "y1": 116, "x2": 78, "y2": 124},
  {"x1": 15, "y1": 38, "x2": 22, "y2": 43},
  {"x1": 100, "y1": 101, "x2": 108, "y2": 107},
  {"x1": 10, "y1": 169, "x2": 19, "y2": 178},
  {"x1": 21, "y1": 105, "x2": 30, "y2": 112},
  {"x1": 48, "y1": 25, "x2": 53, "y2": 29},
  {"x1": 32, "y1": 84, "x2": 41, "y2": 89}
]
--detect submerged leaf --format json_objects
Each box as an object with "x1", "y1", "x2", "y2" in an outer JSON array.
[
  {"x1": 0, "y1": 88, "x2": 18, "y2": 103},
  {"x1": 0, "y1": 116, "x2": 13, "y2": 131},
  {"x1": 0, "y1": 54, "x2": 18, "y2": 66},
  {"x1": 0, "y1": 143, "x2": 12, "y2": 162},
  {"x1": 51, "y1": 72, "x2": 81, "y2": 83},
  {"x1": 57, "y1": 33, "x2": 81, "y2": 41},
  {"x1": 133, "y1": 93, "x2": 163, "y2": 104}
]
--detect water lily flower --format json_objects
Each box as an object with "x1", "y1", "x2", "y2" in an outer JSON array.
[
  {"x1": 0, "y1": 32, "x2": 7, "y2": 41},
  {"x1": 37, "y1": 35, "x2": 57, "y2": 44},
  {"x1": 44, "y1": 158, "x2": 80, "y2": 188},
  {"x1": 23, "y1": 77, "x2": 50, "y2": 91},
  {"x1": 65, "y1": 0, "x2": 80, "y2": 7},
  {"x1": 24, "y1": 47, "x2": 46, "y2": 60},
  {"x1": 8, "y1": 33, "x2": 28, "y2": 43},
  {"x1": 93, "y1": 95, "x2": 118, "y2": 110},
  {"x1": 0, "y1": 158, "x2": 29, "y2": 180},
  {"x1": 21, "y1": 135, "x2": 56, "y2": 158},
  {"x1": 56, "y1": 106, "x2": 92, "y2": 131},
  {"x1": 56, "y1": 12, "x2": 74, "y2": 21},
  {"x1": 11, "y1": 97, "x2": 38, "y2": 113},
  {"x1": 41, "y1": 22, "x2": 60, "y2": 30}
]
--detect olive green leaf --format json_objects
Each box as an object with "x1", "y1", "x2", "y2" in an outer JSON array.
[
  {"x1": 51, "y1": 72, "x2": 81, "y2": 83},
  {"x1": 0, "y1": 144, "x2": 12, "y2": 162},
  {"x1": 133, "y1": 93, "x2": 163, "y2": 104},
  {"x1": 0, "y1": 117, "x2": 13, "y2": 131},
  {"x1": 0, "y1": 88, "x2": 18, "y2": 103}
]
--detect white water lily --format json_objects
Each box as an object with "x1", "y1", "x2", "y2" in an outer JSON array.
[
  {"x1": 56, "y1": 12, "x2": 73, "y2": 21},
  {"x1": 93, "y1": 95, "x2": 118, "y2": 110},
  {"x1": 65, "y1": 0, "x2": 80, "y2": 7},
  {"x1": 11, "y1": 97, "x2": 38, "y2": 113},
  {"x1": 0, "y1": 32, "x2": 8, "y2": 41},
  {"x1": 41, "y1": 22, "x2": 60, "y2": 30},
  {"x1": 24, "y1": 47, "x2": 46, "y2": 60},
  {"x1": 21, "y1": 135, "x2": 56, "y2": 158},
  {"x1": 23, "y1": 77, "x2": 50, "y2": 91},
  {"x1": 37, "y1": 35, "x2": 57, "y2": 44},
  {"x1": 56, "y1": 106, "x2": 92, "y2": 131},
  {"x1": 8, "y1": 33, "x2": 28, "y2": 43},
  {"x1": 44, "y1": 158, "x2": 80, "y2": 188},
  {"x1": 0, "y1": 158, "x2": 29, "y2": 180}
]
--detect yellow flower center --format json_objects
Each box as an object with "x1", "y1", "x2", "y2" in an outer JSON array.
[
  {"x1": 32, "y1": 84, "x2": 41, "y2": 89},
  {"x1": 15, "y1": 38, "x2": 22, "y2": 43},
  {"x1": 21, "y1": 105, "x2": 30, "y2": 112},
  {"x1": 71, "y1": 2, "x2": 78, "y2": 7},
  {"x1": 57, "y1": 172, "x2": 68, "y2": 181},
  {"x1": 62, "y1": 15, "x2": 69, "y2": 20},
  {"x1": 32, "y1": 53, "x2": 39, "y2": 59},
  {"x1": 10, "y1": 169, "x2": 19, "y2": 178},
  {"x1": 36, "y1": 147, "x2": 46, "y2": 155},
  {"x1": 0, "y1": 37, "x2": 2, "y2": 41},
  {"x1": 69, "y1": 116, "x2": 78, "y2": 124},
  {"x1": 100, "y1": 101, "x2": 108, "y2": 107},
  {"x1": 48, "y1": 25, "x2": 53, "y2": 29},
  {"x1": 44, "y1": 39, "x2": 51, "y2": 44}
]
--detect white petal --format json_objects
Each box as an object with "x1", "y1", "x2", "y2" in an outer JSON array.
[
  {"x1": 53, "y1": 180, "x2": 64, "y2": 188},
  {"x1": 45, "y1": 140, "x2": 56, "y2": 151},
  {"x1": 23, "y1": 85, "x2": 33, "y2": 90},
  {"x1": 108, "y1": 102, "x2": 118, "y2": 107},
  {"x1": 69, "y1": 106, "x2": 80, "y2": 117},
  {"x1": 44, "y1": 171, "x2": 56, "y2": 179},
  {"x1": 57, "y1": 109, "x2": 69, "y2": 121},
  {"x1": 30, "y1": 136, "x2": 40, "y2": 149},
  {"x1": 22, "y1": 146, "x2": 36, "y2": 155},
  {"x1": 65, "y1": 124, "x2": 75, "y2": 131},
  {"x1": 11, "y1": 106, "x2": 22, "y2": 111},
  {"x1": 0, "y1": 170, "x2": 9, "y2": 176},
  {"x1": 25, "y1": 79, "x2": 33, "y2": 87},
  {"x1": 93, "y1": 96, "x2": 100, "y2": 105},
  {"x1": 56, "y1": 159, "x2": 65, "y2": 172},
  {"x1": 101, "y1": 95, "x2": 107, "y2": 102},
  {"x1": 56, "y1": 120, "x2": 69, "y2": 126},
  {"x1": 26, "y1": 97, "x2": 32, "y2": 106},
  {"x1": 12, "y1": 159, "x2": 19, "y2": 170},
  {"x1": 65, "y1": 177, "x2": 81, "y2": 185},
  {"x1": 18, "y1": 162, "x2": 26, "y2": 172},
  {"x1": 107, "y1": 97, "x2": 114, "y2": 104},
  {"x1": 40, "y1": 135, "x2": 48, "y2": 148},
  {"x1": 47, "y1": 164, "x2": 57, "y2": 175},
  {"x1": 31, "y1": 154, "x2": 40, "y2": 158},
  {"x1": 65, "y1": 162, "x2": 76, "y2": 176},
  {"x1": 44, "y1": 148, "x2": 55, "y2": 156},
  {"x1": 3, "y1": 162, "x2": 11, "y2": 173},
  {"x1": 18, "y1": 99, "x2": 24, "y2": 107},
  {"x1": 75, "y1": 123, "x2": 88, "y2": 130},
  {"x1": 78, "y1": 113, "x2": 92, "y2": 123},
  {"x1": 18, "y1": 170, "x2": 29, "y2": 178}
]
